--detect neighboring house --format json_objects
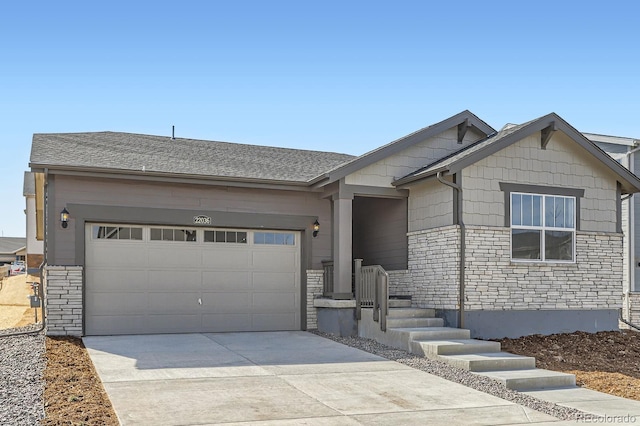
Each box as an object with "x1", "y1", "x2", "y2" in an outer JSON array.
[
  {"x1": 585, "y1": 133, "x2": 640, "y2": 327},
  {"x1": 23, "y1": 172, "x2": 44, "y2": 270},
  {"x1": 27, "y1": 110, "x2": 640, "y2": 338},
  {"x1": 0, "y1": 237, "x2": 26, "y2": 265}
]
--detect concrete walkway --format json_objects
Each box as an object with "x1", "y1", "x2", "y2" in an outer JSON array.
[
  {"x1": 525, "y1": 387, "x2": 640, "y2": 423},
  {"x1": 83, "y1": 331, "x2": 571, "y2": 425}
]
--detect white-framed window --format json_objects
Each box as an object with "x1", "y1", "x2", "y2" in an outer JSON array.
[{"x1": 511, "y1": 192, "x2": 575, "y2": 262}]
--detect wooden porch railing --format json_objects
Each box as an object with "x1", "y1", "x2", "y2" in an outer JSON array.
[
  {"x1": 321, "y1": 260, "x2": 334, "y2": 297},
  {"x1": 354, "y1": 259, "x2": 389, "y2": 332}
]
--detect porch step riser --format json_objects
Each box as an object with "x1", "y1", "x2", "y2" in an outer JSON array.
[
  {"x1": 478, "y1": 369, "x2": 577, "y2": 391},
  {"x1": 437, "y1": 353, "x2": 536, "y2": 372},
  {"x1": 388, "y1": 299, "x2": 412, "y2": 308},
  {"x1": 401, "y1": 328, "x2": 471, "y2": 340},
  {"x1": 410, "y1": 339, "x2": 502, "y2": 356},
  {"x1": 387, "y1": 308, "x2": 436, "y2": 318},
  {"x1": 387, "y1": 318, "x2": 444, "y2": 328}
]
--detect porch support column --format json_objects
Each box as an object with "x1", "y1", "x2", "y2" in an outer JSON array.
[{"x1": 332, "y1": 193, "x2": 353, "y2": 299}]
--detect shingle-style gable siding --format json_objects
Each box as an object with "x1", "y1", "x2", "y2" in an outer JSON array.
[
  {"x1": 408, "y1": 179, "x2": 453, "y2": 232},
  {"x1": 345, "y1": 127, "x2": 487, "y2": 188},
  {"x1": 463, "y1": 131, "x2": 620, "y2": 233}
]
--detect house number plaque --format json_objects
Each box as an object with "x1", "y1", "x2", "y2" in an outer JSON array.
[{"x1": 193, "y1": 215, "x2": 212, "y2": 225}]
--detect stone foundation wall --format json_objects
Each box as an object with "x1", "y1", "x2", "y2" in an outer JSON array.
[
  {"x1": 306, "y1": 270, "x2": 324, "y2": 329},
  {"x1": 45, "y1": 265, "x2": 83, "y2": 336}
]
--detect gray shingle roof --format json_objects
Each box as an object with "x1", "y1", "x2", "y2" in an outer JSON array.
[
  {"x1": 0, "y1": 237, "x2": 26, "y2": 255},
  {"x1": 30, "y1": 132, "x2": 355, "y2": 184}
]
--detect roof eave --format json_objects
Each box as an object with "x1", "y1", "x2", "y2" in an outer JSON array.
[
  {"x1": 29, "y1": 163, "x2": 318, "y2": 190},
  {"x1": 392, "y1": 166, "x2": 449, "y2": 187}
]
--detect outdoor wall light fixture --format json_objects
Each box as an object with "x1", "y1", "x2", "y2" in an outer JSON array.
[
  {"x1": 60, "y1": 208, "x2": 70, "y2": 229},
  {"x1": 312, "y1": 219, "x2": 320, "y2": 238}
]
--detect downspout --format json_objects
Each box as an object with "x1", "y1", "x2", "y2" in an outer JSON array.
[
  {"x1": 4, "y1": 168, "x2": 47, "y2": 337},
  {"x1": 437, "y1": 171, "x2": 465, "y2": 329},
  {"x1": 619, "y1": 309, "x2": 640, "y2": 331},
  {"x1": 622, "y1": 146, "x2": 638, "y2": 325}
]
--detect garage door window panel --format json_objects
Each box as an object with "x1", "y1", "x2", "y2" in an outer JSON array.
[
  {"x1": 254, "y1": 232, "x2": 295, "y2": 245},
  {"x1": 93, "y1": 225, "x2": 143, "y2": 241},
  {"x1": 150, "y1": 228, "x2": 197, "y2": 242},
  {"x1": 204, "y1": 230, "x2": 247, "y2": 243}
]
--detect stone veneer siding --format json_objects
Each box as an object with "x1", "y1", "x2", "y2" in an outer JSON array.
[
  {"x1": 45, "y1": 265, "x2": 83, "y2": 336},
  {"x1": 407, "y1": 225, "x2": 622, "y2": 312},
  {"x1": 387, "y1": 270, "x2": 412, "y2": 298},
  {"x1": 623, "y1": 293, "x2": 640, "y2": 327},
  {"x1": 306, "y1": 270, "x2": 324, "y2": 329},
  {"x1": 407, "y1": 225, "x2": 460, "y2": 310}
]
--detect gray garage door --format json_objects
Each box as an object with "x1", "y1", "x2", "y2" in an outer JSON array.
[{"x1": 84, "y1": 223, "x2": 301, "y2": 335}]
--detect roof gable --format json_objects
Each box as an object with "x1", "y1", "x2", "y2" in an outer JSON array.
[
  {"x1": 394, "y1": 113, "x2": 640, "y2": 194},
  {"x1": 311, "y1": 110, "x2": 496, "y2": 185}
]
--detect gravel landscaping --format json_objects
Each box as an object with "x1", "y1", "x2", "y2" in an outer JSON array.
[{"x1": 0, "y1": 325, "x2": 45, "y2": 426}]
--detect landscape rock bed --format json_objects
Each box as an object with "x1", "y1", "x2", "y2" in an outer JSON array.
[{"x1": 0, "y1": 326, "x2": 45, "y2": 426}]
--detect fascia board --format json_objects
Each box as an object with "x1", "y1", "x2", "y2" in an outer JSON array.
[
  {"x1": 30, "y1": 164, "x2": 321, "y2": 192},
  {"x1": 393, "y1": 113, "x2": 640, "y2": 193}
]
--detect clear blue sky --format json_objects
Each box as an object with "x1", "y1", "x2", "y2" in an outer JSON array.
[{"x1": 1, "y1": 1, "x2": 638, "y2": 237}]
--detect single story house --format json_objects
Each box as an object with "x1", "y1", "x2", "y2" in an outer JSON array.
[
  {"x1": 28, "y1": 110, "x2": 640, "y2": 338},
  {"x1": 0, "y1": 237, "x2": 26, "y2": 265}
]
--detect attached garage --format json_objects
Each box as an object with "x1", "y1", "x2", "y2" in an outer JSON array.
[{"x1": 84, "y1": 223, "x2": 301, "y2": 335}]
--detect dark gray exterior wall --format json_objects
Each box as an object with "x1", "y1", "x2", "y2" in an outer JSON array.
[
  {"x1": 48, "y1": 174, "x2": 332, "y2": 268},
  {"x1": 352, "y1": 197, "x2": 408, "y2": 270},
  {"x1": 438, "y1": 309, "x2": 619, "y2": 339}
]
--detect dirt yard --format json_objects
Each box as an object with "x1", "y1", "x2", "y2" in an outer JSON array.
[
  {"x1": 499, "y1": 329, "x2": 640, "y2": 400},
  {"x1": 0, "y1": 274, "x2": 38, "y2": 329},
  {"x1": 42, "y1": 337, "x2": 119, "y2": 425}
]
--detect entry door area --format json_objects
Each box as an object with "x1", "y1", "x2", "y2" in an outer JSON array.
[{"x1": 84, "y1": 224, "x2": 301, "y2": 335}]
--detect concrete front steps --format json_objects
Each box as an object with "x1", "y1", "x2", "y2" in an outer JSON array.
[{"x1": 359, "y1": 300, "x2": 576, "y2": 391}]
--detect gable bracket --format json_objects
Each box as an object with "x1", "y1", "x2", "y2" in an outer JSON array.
[
  {"x1": 457, "y1": 118, "x2": 470, "y2": 144},
  {"x1": 541, "y1": 121, "x2": 557, "y2": 149}
]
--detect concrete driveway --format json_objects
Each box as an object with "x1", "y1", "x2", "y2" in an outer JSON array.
[{"x1": 83, "y1": 332, "x2": 566, "y2": 425}]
